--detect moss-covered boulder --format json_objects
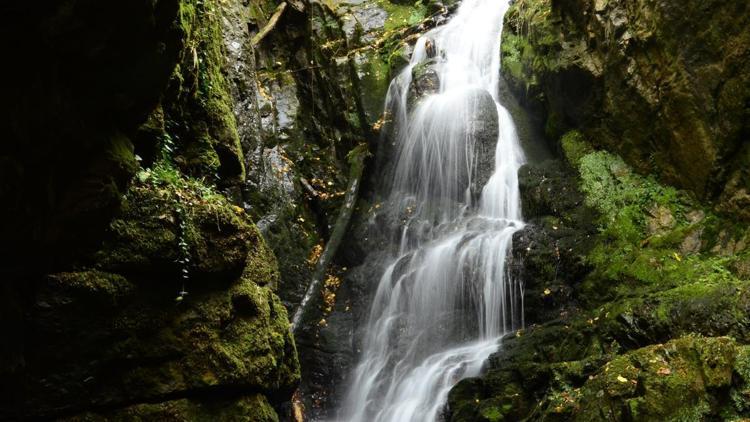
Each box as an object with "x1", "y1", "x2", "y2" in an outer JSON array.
[
  {"x1": 1, "y1": 175, "x2": 300, "y2": 420},
  {"x1": 96, "y1": 180, "x2": 266, "y2": 279},
  {"x1": 453, "y1": 336, "x2": 750, "y2": 421},
  {"x1": 64, "y1": 394, "x2": 281, "y2": 422}
]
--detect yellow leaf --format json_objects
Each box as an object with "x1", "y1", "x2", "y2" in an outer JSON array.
[
  {"x1": 657, "y1": 367, "x2": 671, "y2": 375},
  {"x1": 616, "y1": 375, "x2": 628, "y2": 383},
  {"x1": 673, "y1": 252, "x2": 682, "y2": 262}
]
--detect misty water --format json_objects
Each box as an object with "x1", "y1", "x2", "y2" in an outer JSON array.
[{"x1": 336, "y1": 0, "x2": 526, "y2": 420}]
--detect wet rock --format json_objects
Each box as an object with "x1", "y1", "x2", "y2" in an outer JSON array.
[
  {"x1": 407, "y1": 59, "x2": 441, "y2": 109},
  {"x1": 467, "y1": 90, "x2": 501, "y2": 196},
  {"x1": 518, "y1": 160, "x2": 588, "y2": 221},
  {"x1": 512, "y1": 160, "x2": 597, "y2": 324}
]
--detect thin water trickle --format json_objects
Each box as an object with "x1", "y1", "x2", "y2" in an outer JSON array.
[{"x1": 337, "y1": 0, "x2": 524, "y2": 420}]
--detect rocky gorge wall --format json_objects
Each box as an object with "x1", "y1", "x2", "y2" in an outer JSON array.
[
  {"x1": 499, "y1": 0, "x2": 750, "y2": 219},
  {"x1": 0, "y1": 0, "x2": 302, "y2": 419},
  {"x1": 447, "y1": 0, "x2": 750, "y2": 420}
]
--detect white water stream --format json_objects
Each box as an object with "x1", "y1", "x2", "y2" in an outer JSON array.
[{"x1": 337, "y1": 0, "x2": 524, "y2": 420}]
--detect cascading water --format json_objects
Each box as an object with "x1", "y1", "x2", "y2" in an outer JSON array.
[{"x1": 337, "y1": 0, "x2": 524, "y2": 420}]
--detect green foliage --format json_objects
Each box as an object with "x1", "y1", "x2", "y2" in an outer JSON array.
[
  {"x1": 380, "y1": 0, "x2": 427, "y2": 32},
  {"x1": 578, "y1": 151, "x2": 683, "y2": 223},
  {"x1": 500, "y1": 0, "x2": 563, "y2": 92},
  {"x1": 570, "y1": 147, "x2": 748, "y2": 302},
  {"x1": 130, "y1": 103, "x2": 238, "y2": 301},
  {"x1": 560, "y1": 130, "x2": 592, "y2": 167}
]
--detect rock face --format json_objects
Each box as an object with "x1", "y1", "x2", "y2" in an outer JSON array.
[
  {"x1": 500, "y1": 0, "x2": 750, "y2": 219},
  {"x1": 512, "y1": 159, "x2": 598, "y2": 325},
  {"x1": 447, "y1": 131, "x2": 750, "y2": 420},
  {"x1": 0, "y1": 0, "x2": 182, "y2": 276},
  {"x1": 0, "y1": 0, "x2": 301, "y2": 420}
]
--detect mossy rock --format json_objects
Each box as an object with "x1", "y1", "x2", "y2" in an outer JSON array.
[
  {"x1": 157, "y1": 0, "x2": 246, "y2": 187},
  {"x1": 14, "y1": 266, "x2": 298, "y2": 419},
  {"x1": 64, "y1": 393, "x2": 280, "y2": 421},
  {"x1": 575, "y1": 336, "x2": 739, "y2": 420},
  {"x1": 6, "y1": 170, "x2": 297, "y2": 419},
  {"x1": 500, "y1": 0, "x2": 750, "y2": 218},
  {"x1": 96, "y1": 177, "x2": 265, "y2": 281},
  {"x1": 450, "y1": 140, "x2": 750, "y2": 421}
]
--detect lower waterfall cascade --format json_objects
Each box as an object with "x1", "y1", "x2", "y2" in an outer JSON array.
[{"x1": 337, "y1": 0, "x2": 526, "y2": 420}]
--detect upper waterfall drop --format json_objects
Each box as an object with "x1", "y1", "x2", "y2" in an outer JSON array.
[{"x1": 337, "y1": 0, "x2": 525, "y2": 420}]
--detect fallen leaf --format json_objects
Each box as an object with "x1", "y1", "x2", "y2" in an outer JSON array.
[
  {"x1": 657, "y1": 367, "x2": 671, "y2": 375},
  {"x1": 616, "y1": 375, "x2": 628, "y2": 383}
]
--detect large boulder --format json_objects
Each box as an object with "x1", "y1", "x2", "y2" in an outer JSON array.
[
  {"x1": 0, "y1": 180, "x2": 300, "y2": 420},
  {"x1": 402, "y1": 82, "x2": 500, "y2": 201}
]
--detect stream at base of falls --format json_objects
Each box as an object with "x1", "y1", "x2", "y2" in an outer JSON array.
[{"x1": 336, "y1": 0, "x2": 525, "y2": 420}]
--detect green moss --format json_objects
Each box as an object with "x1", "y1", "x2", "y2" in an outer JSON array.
[
  {"x1": 96, "y1": 168, "x2": 254, "y2": 277},
  {"x1": 380, "y1": 0, "x2": 428, "y2": 32},
  {"x1": 500, "y1": 0, "x2": 565, "y2": 98},
  {"x1": 575, "y1": 336, "x2": 737, "y2": 420},
  {"x1": 46, "y1": 271, "x2": 136, "y2": 306},
  {"x1": 242, "y1": 223, "x2": 282, "y2": 288},
  {"x1": 500, "y1": 33, "x2": 527, "y2": 83},
  {"x1": 578, "y1": 151, "x2": 684, "y2": 223},
  {"x1": 161, "y1": 0, "x2": 245, "y2": 183},
  {"x1": 563, "y1": 148, "x2": 750, "y2": 303},
  {"x1": 477, "y1": 399, "x2": 512, "y2": 421},
  {"x1": 356, "y1": 49, "x2": 392, "y2": 123},
  {"x1": 560, "y1": 130, "x2": 592, "y2": 167},
  {"x1": 106, "y1": 132, "x2": 139, "y2": 177},
  {"x1": 66, "y1": 393, "x2": 280, "y2": 421},
  {"x1": 387, "y1": 43, "x2": 410, "y2": 75}
]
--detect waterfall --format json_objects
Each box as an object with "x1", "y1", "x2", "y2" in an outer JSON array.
[{"x1": 337, "y1": 0, "x2": 524, "y2": 420}]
